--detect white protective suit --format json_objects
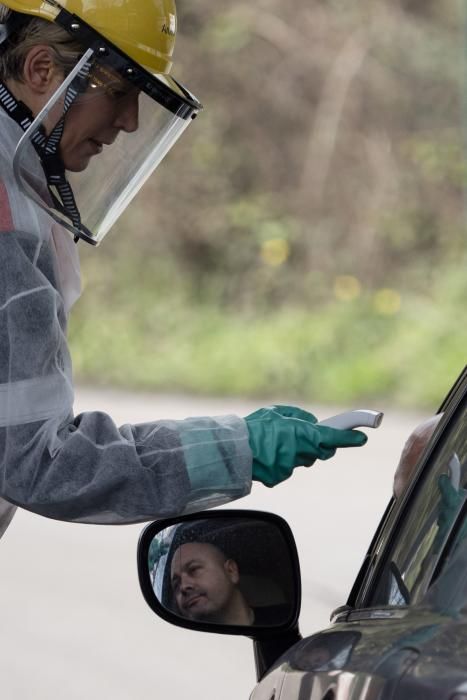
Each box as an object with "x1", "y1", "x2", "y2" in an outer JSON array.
[{"x1": 0, "y1": 110, "x2": 253, "y2": 538}]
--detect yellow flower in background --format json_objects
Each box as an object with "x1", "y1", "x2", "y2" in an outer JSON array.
[
  {"x1": 373, "y1": 288, "x2": 401, "y2": 315},
  {"x1": 334, "y1": 275, "x2": 361, "y2": 302},
  {"x1": 260, "y1": 238, "x2": 290, "y2": 267}
]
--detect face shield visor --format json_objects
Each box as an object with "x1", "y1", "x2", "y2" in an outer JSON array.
[{"x1": 12, "y1": 15, "x2": 202, "y2": 245}]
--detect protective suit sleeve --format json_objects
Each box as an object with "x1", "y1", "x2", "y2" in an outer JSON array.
[{"x1": 0, "y1": 231, "x2": 252, "y2": 524}]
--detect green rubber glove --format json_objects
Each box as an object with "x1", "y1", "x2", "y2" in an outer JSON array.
[{"x1": 245, "y1": 405, "x2": 368, "y2": 487}]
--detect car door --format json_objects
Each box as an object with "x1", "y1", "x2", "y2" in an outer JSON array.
[
  {"x1": 355, "y1": 367, "x2": 466, "y2": 612},
  {"x1": 251, "y1": 368, "x2": 466, "y2": 700}
]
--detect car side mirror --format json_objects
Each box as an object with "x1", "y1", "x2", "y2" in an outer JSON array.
[{"x1": 137, "y1": 510, "x2": 301, "y2": 638}]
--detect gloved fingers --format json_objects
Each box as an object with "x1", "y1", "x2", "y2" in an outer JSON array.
[
  {"x1": 270, "y1": 405, "x2": 318, "y2": 423},
  {"x1": 314, "y1": 425, "x2": 368, "y2": 448},
  {"x1": 298, "y1": 448, "x2": 335, "y2": 464},
  {"x1": 291, "y1": 427, "x2": 336, "y2": 462}
]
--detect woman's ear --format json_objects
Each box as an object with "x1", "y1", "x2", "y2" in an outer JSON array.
[{"x1": 22, "y1": 45, "x2": 62, "y2": 94}]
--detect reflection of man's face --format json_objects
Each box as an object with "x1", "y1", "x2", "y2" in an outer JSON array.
[{"x1": 170, "y1": 542, "x2": 240, "y2": 623}]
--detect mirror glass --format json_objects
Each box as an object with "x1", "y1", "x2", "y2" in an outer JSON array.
[{"x1": 147, "y1": 516, "x2": 297, "y2": 628}]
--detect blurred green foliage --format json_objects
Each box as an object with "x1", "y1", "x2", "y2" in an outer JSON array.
[{"x1": 70, "y1": 0, "x2": 467, "y2": 408}]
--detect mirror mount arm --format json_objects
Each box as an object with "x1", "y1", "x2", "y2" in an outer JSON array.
[{"x1": 253, "y1": 625, "x2": 302, "y2": 681}]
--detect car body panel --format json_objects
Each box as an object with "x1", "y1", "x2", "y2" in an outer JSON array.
[{"x1": 252, "y1": 610, "x2": 467, "y2": 699}]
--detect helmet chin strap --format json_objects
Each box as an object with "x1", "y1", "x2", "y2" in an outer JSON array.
[{"x1": 0, "y1": 61, "x2": 91, "y2": 243}]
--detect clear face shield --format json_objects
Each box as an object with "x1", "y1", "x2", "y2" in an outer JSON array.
[{"x1": 12, "y1": 38, "x2": 201, "y2": 245}]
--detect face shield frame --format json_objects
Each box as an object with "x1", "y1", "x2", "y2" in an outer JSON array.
[
  {"x1": 53, "y1": 7, "x2": 202, "y2": 118},
  {"x1": 11, "y1": 3, "x2": 203, "y2": 245}
]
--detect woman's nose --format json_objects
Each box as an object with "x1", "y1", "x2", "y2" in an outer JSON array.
[{"x1": 114, "y1": 93, "x2": 139, "y2": 133}]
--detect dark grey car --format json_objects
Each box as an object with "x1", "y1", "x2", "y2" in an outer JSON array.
[{"x1": 138, "y1": 365, "x2": 467, "y2": 699}]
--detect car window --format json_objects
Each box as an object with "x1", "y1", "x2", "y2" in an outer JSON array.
[{"x1": 368, "y1": 396, "x2": 466, "y2": 608}]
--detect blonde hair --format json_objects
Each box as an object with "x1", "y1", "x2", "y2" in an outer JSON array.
[{"x1": 0, "y1": 5, "x2": 83, "y2": 81}]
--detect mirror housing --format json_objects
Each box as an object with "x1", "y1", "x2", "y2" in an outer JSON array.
[{"x1": 137, "y1": 509, "x2": 301, "y2": 642}]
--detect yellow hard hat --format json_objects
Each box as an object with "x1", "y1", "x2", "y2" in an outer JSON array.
[{"x1": 2, "y1": 0, "x2": 177, "y2": 74}]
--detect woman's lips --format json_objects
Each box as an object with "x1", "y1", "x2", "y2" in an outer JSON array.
[{"x1": 88, "y1": 139, "x2": 103, "y2": 154}]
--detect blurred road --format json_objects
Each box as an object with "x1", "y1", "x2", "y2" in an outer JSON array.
[{"x1": 0, "y1": 388, "x2": 428, "y2": 699}]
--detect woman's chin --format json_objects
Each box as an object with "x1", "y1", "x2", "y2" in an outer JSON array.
[
  {"x1": 64, "y1": 156, "x2": 91, "y2": 173},
  {"x1": 62, "y1": 143, "x2": 100, "y2": 172},
  {"x1": 63, "y1": 156, "x2": 91, "y2": 173}
]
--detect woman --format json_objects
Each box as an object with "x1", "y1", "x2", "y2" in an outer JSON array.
[{"x1": 0, "y1": 0, "x2": 367, "y2": 539}]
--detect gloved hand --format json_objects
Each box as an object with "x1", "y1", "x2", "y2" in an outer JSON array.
[{"x1": 245, "y1": 405, "x2": 368, "y2": 487}]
